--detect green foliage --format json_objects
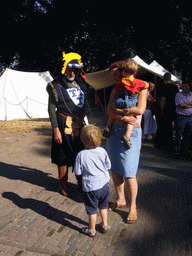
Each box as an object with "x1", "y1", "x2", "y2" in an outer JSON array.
[{"x1": 0, "y1": 1, "x2": 192, "y2": 79}]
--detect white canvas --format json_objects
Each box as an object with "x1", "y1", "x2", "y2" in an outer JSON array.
[
  {"x1": 85, "y1": 55, "x2": 182, "y2": 90},
  {"x1": 0, "y1": 69, "x2": 53, "y2": 121}
]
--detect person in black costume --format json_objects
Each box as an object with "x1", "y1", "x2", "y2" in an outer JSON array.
[
  {"x1": 154, "y1": 72, "x2": 179, "y2": 151},
  {"x1": 46, "y1": 52, "x2": 87, "y2": 197}
]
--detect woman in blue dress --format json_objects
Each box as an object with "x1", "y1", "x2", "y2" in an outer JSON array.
[{"x1": 105, "y1": 61, "x2": 148, "y2": 223}]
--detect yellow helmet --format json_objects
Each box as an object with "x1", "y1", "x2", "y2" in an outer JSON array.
[{"x1": 61, "y1": 52, "x2": 84, "y2": 74}]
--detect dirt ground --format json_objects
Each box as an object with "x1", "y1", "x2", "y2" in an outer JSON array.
[
  {"x1": 1, "y1": 116, "x2": 192, "y2": 167},
  {"x1": 0, "y1": 118, "x2": 52, "y2": 135}
]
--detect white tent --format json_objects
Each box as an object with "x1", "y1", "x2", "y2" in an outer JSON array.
[
  {"x1": 85, "y1": 55, "x2": 182, "y2": 90},
  {"x1": 0, "y1": 68, "x2": 53, "y2": 121},
  {"x1": 85, "y1": 69, "x2": 116, "y2": 91},
  {"x1": 149, "y1": 60, "x2": 182, "y2": 83}
]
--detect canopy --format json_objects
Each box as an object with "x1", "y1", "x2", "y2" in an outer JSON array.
[
  {"x1": 0, "y1": 68, "x2": 53, "y2": 121},
  {"x1": 149, "y1": 60, "x2": 182, "y2": 83},
  {"x1": 85, "y1": 69, "x2": 116, "y2": 90},
  {"x1": 85, "y1": 55, "x2": 182, "y2": 90}
]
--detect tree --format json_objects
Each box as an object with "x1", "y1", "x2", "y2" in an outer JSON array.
[{"x1": 0, "y1": 1, "x2": 192, "y2": 79}]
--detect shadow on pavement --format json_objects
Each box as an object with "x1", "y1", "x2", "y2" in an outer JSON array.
[
  {"x1": 0, "y1": 162, "x2": 84, "y2": 203},
  {"x1": 0, "y1": 162, "x2": 58, "y2": 192},
  {"x1": 2, "y1": 192, "x2": 87, "y2": 233}
]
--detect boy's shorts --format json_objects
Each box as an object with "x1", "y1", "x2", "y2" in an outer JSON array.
[{"x1": 83, "y1": 183, "x2": 110, "y2": 215}]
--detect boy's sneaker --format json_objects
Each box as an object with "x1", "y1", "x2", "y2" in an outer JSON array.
[
  {"x1": 101, "y1": 224, "x2": 110, "y2": 234},
  {"x1": 102, "y1": 126, "x2": 111, "y2": 138},
  {"x1": 81, "y1": 227, "x2": 96, "y2": 238},
  {"x1": 121, "y1": 135, "x2": 131, "y2": 149}
]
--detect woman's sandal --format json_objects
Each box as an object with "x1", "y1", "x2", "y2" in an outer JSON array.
[
  {"x1": 126, "y1": 210, "x2": 137, "y2": 224},
  {"x1": 108, "y1": 202, "x2": 126, "y2": 211},
  {"x1": 102, "y1": 126, "x2": 111, "y2": 138},
  {"x1": 81, "y1": 227, "x2": 96, "y2": 238}
]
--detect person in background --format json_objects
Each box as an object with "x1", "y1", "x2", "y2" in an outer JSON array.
[
  {"x1": 74, "y1": 125, "x2": 111, "y2": 237},
  {"x1": 154, "y1": 72, "x2": 179, "y2": 151},
  {"x1": 143, "y1": 82, "x2": 157, "y2": 141},
  {"x1": 46, "y1": 52, "x2": 87, "y2": 197},
  {"x1": 175, "y1": 81, "x2": 182, "y2": 92},
  {"x1": 174, "y1": 81, "x2": 192, "y2": 155}
]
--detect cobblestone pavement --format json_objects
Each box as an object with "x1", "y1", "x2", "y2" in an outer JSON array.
[{"x1": 0, "y1": 127, "x2": 192, "y2": 256}]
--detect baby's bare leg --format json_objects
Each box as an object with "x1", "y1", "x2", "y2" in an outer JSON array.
[{"x1": 125, "y1": 124, "x2": 134, "y2": 137}]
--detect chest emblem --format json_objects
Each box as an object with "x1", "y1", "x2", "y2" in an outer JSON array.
[{"x1": 67, "y1": 88, "x2": 84, "y2": 108}]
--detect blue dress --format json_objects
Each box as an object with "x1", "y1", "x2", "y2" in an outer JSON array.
[
  {"x1": 105, "y1": 124, "x2": 141, "y2": 178},
  {"x1": 106, "y1": 86, "x2": 141, "y2": 178}
]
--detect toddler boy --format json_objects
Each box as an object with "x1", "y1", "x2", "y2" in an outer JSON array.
[{"x1": 74, "y1": 125, "x2": 111, "y2": 237}]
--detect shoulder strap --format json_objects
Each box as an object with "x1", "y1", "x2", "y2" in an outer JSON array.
[{"x1": 48, "y1": 82, "x2": 59, "y2": 102}]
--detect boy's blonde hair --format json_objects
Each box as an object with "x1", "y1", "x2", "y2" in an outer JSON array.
[
  {"x1": 121, "y1": 58, "x2": 138, "y2": 76},
  {"x1": 80, "y1": 125, "x2": 102, "y2": 149}
]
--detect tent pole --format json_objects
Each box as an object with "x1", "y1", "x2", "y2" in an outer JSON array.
[
  {"x1": 95, "y1": 90, "x2": 105, "y2": 113},
  {"x1": 154, "y1": 75, "x2": 157, "y2": 100},
  {"x1": 3, "y1": 69, "x2": 8, "y2": 121},
  {"x1": 103, "y1": 88, "x2": 107, "y2": 114},
  {"x1": 26, "y1": 97, "x2": 28, "y2": 117},
  {"x1": 4, "y1": 98, "x2": 7, "y2": 121}
]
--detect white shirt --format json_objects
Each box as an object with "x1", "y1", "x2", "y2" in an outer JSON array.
[
  {"x1": 175, "y1": 91, "x2": 192, "y2": 116},
  {"x1": 74, "y1": 147, "x2": 111, "y2": 192}
]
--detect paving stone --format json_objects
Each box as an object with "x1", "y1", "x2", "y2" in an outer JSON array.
[{"x1": 0, "y1": 130, "x2": 192, "y2": 255}]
